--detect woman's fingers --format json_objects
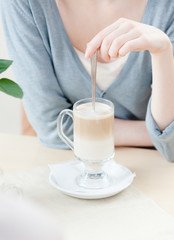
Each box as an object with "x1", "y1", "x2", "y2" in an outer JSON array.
[
  {"x1": 99, "y1": 22, "x2": 136, "y2": 61},
  {"x1": 85, "y1": 18, "x2": 126, "y2": 58},
  {"x1": 119, "y1": 37, "x2": 145, "y2": 56},
  {"x1": 85, "y1": 17, "x2": 169, "y2": 61},
  {"x1": 108, "y1": 29, "x2": 141, "y2": 58}
]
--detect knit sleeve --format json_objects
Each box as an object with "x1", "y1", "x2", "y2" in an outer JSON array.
[{"x1": 146, "y1": 98, "x2": 174, "y2": 162}]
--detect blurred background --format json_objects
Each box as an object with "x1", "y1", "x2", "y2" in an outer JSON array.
[{"x1": 0, "y1": 14, "x2": 21, "y2": 134}]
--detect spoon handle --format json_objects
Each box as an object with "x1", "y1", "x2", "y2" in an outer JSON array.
[{"x1": 90, "y1": 50, "x2": 98, "y2": 111}]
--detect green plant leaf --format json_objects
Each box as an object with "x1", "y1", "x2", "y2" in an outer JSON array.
[
  {"x1": 0, "y1": 59, "x2": 13, "y2": 74},
  {"x1": 0, "y1": 78, "x2": 23, "y2": 98}
]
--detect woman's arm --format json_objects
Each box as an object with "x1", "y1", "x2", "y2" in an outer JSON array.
[
  {"x1": 114, "y1": 118, "x2": 153, "y2": 147},
  {"x1": 151, "y1": 44, "x2": 174, "y2": 131},
  {"x1": 85, "y1": 18, "x2": 174, "y2": 161},
  {"x1": 0, "y1": 0, "x2": 73, "y2": 149}
]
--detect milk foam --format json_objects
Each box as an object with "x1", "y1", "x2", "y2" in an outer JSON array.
[{"x1": 75, "y1": 102, "x2": 113, "y2": 119}]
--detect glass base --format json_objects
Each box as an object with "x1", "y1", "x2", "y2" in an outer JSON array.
[
  {"x1": 77, "y1": 171, "x2": 110, "y2": 189},
  {"x1": 75, "y1": 158, "x2": 114, "y2": 189},
  {"x1": 75, "y1": 153, "x2": 115, "y2": 189}
]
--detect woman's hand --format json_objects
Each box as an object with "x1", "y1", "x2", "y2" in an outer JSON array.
[{"x1": 85, "y1": 18, "x2": 171, "y2": 62}]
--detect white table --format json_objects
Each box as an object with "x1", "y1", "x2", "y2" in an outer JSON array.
[{"x1": 1, "y1": 133, "x2": 174, "y2": 240}]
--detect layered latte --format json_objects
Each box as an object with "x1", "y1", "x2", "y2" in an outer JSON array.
[{"x1": 74, "y1": 102, "x2": 114, "y2": 161}]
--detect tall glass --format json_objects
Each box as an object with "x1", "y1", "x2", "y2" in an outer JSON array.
[{"x1": 57, "y1": 98, "x2": 115, "y2": 189}]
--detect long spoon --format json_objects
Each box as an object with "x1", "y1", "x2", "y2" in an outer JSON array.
[{"x1": 90, "y1": 50, "x2": 98, "y2": 111}]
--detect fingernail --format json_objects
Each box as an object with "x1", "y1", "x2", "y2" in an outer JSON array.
[
  {"x1": 85, "y1": 51, "x2": 89, "y2": 58},
  {"x1": 108, "y1": 50, "x2": 115, "y2": 58},
  {"x1": 118, "y1": 51, "x2": 124, "y2": 57},
  {"x1": 85, "y1": 47, "x2": 91, "y2": 58}
]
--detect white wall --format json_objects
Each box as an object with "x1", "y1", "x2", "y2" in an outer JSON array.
[{"x1": 0, "y1": 15, "x2": 21, "y2": 134}]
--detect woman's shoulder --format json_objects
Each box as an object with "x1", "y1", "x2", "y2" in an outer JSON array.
[
  {"x1": 0, "y1": 0, "x2": 55, "y2": 25},
  {"x1": 144, "y1": 0, "x2": 174, "y2": 30},
  {"x1": 148, "y1": 0, "x2": 174, "y2": 16},
  {"x1": 0, "y1": 0, "x2": 53, "y2": 14}
]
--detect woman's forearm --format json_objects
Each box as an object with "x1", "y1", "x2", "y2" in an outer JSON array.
[
  {"x1": 151, "y1": 42, "x2": 174, "y2": 131},
  {"x1": 114, "y1": 118, "x2": 153, "y2": 147}
]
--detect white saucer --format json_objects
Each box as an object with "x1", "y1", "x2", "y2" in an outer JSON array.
[{"x1": 49, "y1": 160, "x2": 135, "y2": 200}]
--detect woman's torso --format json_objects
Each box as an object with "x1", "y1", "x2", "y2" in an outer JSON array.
[{"x1": 27, "y1": 0, "x2": 174, "y2": 120}]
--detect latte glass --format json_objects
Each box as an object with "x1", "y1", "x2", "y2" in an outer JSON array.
[{"x1": 57, "y1": 98, "x2": 115, "y2": 189}]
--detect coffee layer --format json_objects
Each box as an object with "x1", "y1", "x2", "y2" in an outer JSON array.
[{"x1": 74, "y1": 102, "x2": 114, "y2": 140}]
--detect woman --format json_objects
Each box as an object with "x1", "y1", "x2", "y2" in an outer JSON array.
[{"x1": 1, "y1": 0, "x2": 174, "y2": 161}]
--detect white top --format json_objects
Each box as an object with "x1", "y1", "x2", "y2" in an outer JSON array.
[{"x1": 74, "y1": 48, "x2": 129, "y2": 91}]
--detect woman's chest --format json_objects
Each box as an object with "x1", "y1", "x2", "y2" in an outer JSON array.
[{"x1": 56, "y1": 0, "x2": 147, "y2": 53}]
